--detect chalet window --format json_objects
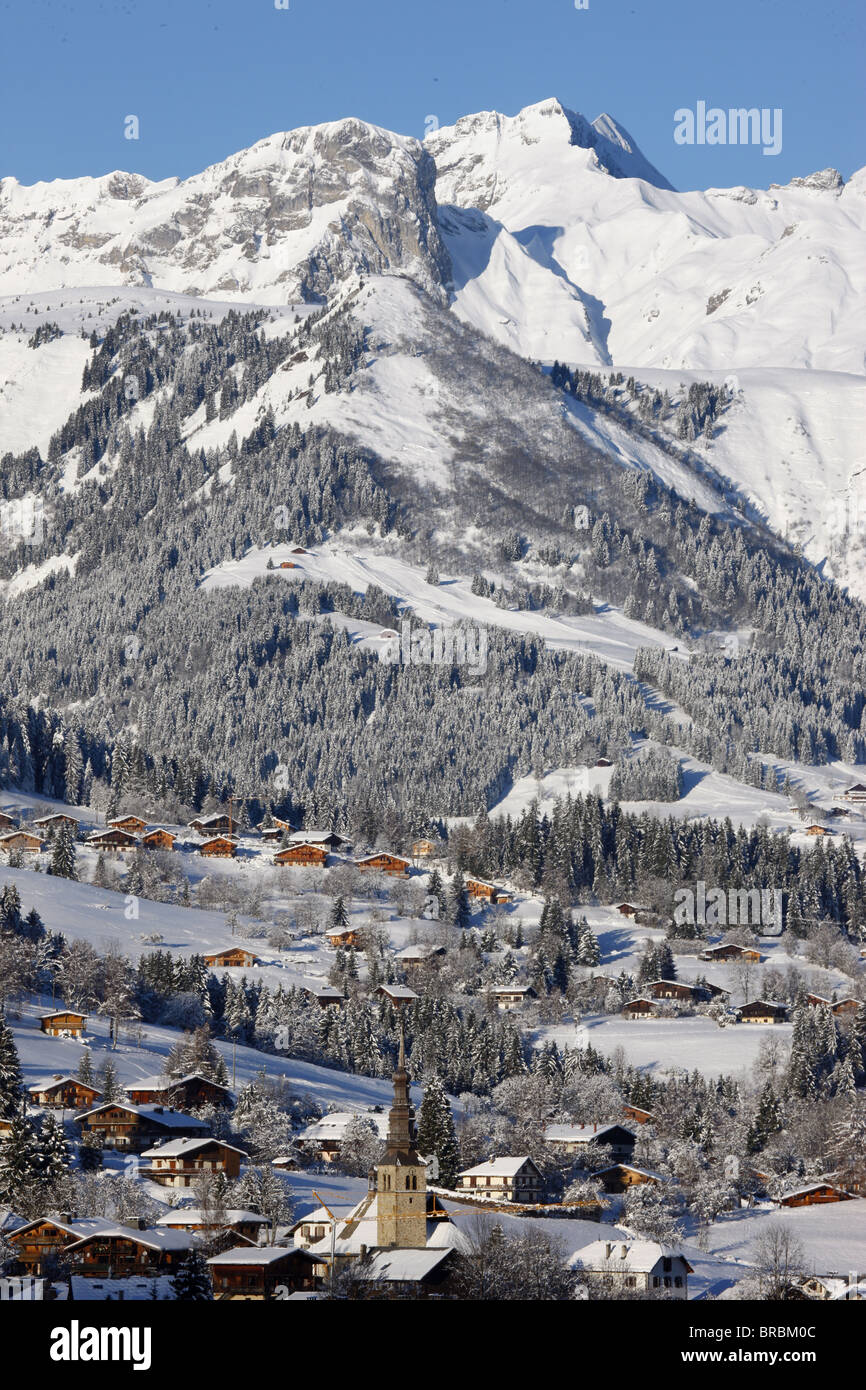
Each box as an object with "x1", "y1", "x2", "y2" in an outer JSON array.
[{"x1": 674, "y1": 1277, "x2": 683, "y2": 1288}]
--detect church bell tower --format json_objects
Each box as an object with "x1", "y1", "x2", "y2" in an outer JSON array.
[{"x1": 374, "y1": 1017, "x2": 428, "y2": 1249}]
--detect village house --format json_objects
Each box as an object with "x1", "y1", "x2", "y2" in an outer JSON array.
[
  {"x1": 0, "y1": 830, "x2": 44, "y2": 854},
  {"x1": 486, "y1": 983, "x2": 534, "y2": 1011},
  {"x1": 0, "y1": 810, "x2": 18, "y2": 829},
  {"x1": 303, "y1": 984, "x2": 345, "y2": 1008},
  {"x1": 189, "y1": 813, "x2": 236, "y2": 837},
  {"x1": 699, "y1": 942, "x2": 762, "y2": 963},
  {"x1": 775, "y1": 1183, "x2": 855, "y2": 1208},
  {"x1": 199, "y1": 835, "x2": 238, "y2": 858},
  {"x1": 141, "y1": 827, "x2": 177, "y2": 851},
  {"x1": 395, "y1": 943, "x2": 447, "y2": 972},
  {"x1": 325, "y1": 925, "x2": 361, "y2": 949},
  {"x1": 465, "y1": 877, "x2": 509, "y2": 903},
  {"x1": 737, "y1": 1000, "x2": 789, "y2": 1024},
  {"x1": 203, "y1": 947, "x2": 259, "y2": 969},
  {"x1": 355, "y1": 852, "x2": 411, "y2": 875},
  {"x1": 32, "y1": 812, "x2": 79, "y2": 833},
  {"x1": 844, "y1": 782, "x2": 866, "y2": 803},
  {"x1": 622, "y1": 1104, "x2": 656, "y2": 1126},
  {"x1": 595, "y1": 1164, "x2": 665, "y2": 1194},
  {"x1": 805, "y1": 824, "x2": 834, "y2": 837},
  {"x1": 622, "y1": 997, "x2": 660, "y2": 1019},
  {"x1": 455, "y1": 1156, "x2": 546, "y2": 1203},
  {"x1": 274, "y1": 842, "x2": 328, "y2": 868},
  {"x1": 68, "y1": 1275, "x2": 177, "y2": 1301},
  {"x1": 123, "y1": 1072, "x2": 234, "y2": 1109},
  {"x1": 87, "y1": 828, "x2": 138, "y2": 853},
  {"x1": 288, "y1": 829, "x2": 347, "y2": 849},
  {"x1": 156, "y1": 1209, "x2": 270, "y2": 1245},
  {"x1": 28, "y1": 1075, "x2": 102, "y2": 1109},
  {"x1": 614, "y1": 903, "x2": 642, "y2": 918},
  {"x1": 74, "y1": 1102, "x2": 209, "y2": 1152},
  {"x1": 377, "y1": 984, "x2": 419, "y2": 1006},
  {"x1": 647, "y1": 979, "x2": 705, "y2": 1004},
  {"x1": 207, "y1": 1246, "x2": 320, "y2": 1299},
  {"x1": 291, "y1": 1205, "x2": 357, "y2": 1248},
  {"x1": 64, "y1": 1225, "x2": 194, "y2": 1278},
  {"x1": 543, "y1": 1123, "x2": 636, "y2": 1161},
  {"x1": 297, "y1": 1110, "x2": 390, "y2": 1164},
  {"x1": 0, "y1": 1116, "x2": 13, "y2": 1141},
  {"x1": 357, "y1": 1247, "x2": 455, "y2": 1295},
  {"x1": 411, "y1": 838, "x2": 438, "y2": 859},
  {"x1": 39, "y1": 1010, "x2": 87, "y2": 1038},
  {"x1": 141, "y1": 1136, "x2": 247, "y2": 1187},
  {"x1": 572, "y1": 1240, "x2": 692, "y2": 1299},
  {"x1": 6, "y1": 1216, "x2": 121, "y2": 1275},
  {"x1": 107, "y1": 815, "x2": 149, "y2": 835}
]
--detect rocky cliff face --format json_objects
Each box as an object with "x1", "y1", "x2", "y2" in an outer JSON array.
[{"x1": 0, "y1": 118, "x2": 451, "y2": 303}]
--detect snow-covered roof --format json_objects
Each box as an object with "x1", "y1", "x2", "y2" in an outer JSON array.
[
  {"x1": 571, "y1": 1240, "x2": 692, "y2": 1274},
  {"x1": 141, "y1": 1135, "x2": 247, "y2": 1159},
  {"x1": 362, "y1": 1247, "x2": 451, "y2": 1282},
  {"x1": 124, "y1": 1071, "x2": 231, "y2": 1092},
  {"x1": 65, "y1": 1225, "x2": 194, "y2": 1253},
  {"x1": 28, "y1": 1074, "x2": 98, "y2": 1091},
  {"x1": 543, "y1": 1123, "x2": 634, "y2": 1143},
  {"x1": 300, "y1": 1111, "x2": 388, "y2": 1142},
  {"x1": 157, "y1": 1208, "x2": 268, "y2": 1228},
  {"x1": 488, "y1": 983, "x2": 530, "y2": 994},
  {"x1": 70, "y1": 1275, "x2": 176, "y2": 1301},
  {"x1": 459, "y1": 1156, "x2": 537, "y2": 1178},
  {"x1": 75, "y1": 1102, "x2": 208, "y2": 1128},
  {"x1": 289, "y1": 829, "x2": 341, "y2": 843},
  {"x1": 12, "y1": 1215, "x2": 118, "y2": 1241},
  {"x1": 207, "y1": 1245, "x2": 310, "y2": 1266},
  {"x1": 377, "y1": 984, "x2": 419, "y2": 1001}
]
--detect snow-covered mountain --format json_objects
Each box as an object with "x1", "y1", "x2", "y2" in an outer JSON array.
[{"x1": 0, "y1": 97, "x2": 864, "y2": 594}]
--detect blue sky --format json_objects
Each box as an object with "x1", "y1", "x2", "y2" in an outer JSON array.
[{"x1": 1, "y1": 0, "x2": 863, "y2": 190}]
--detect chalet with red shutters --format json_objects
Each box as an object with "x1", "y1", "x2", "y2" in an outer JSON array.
[
  {"x1": 28, "y1": 1075, "x2": 102, "y2": 1108},
  {"x1": 355, "y1": 851, "x2": 411, "y2": 875},
  {"x1": 274, "y1": 842, "x2": 328, "y2": 867},
  {"x1": 141, "y1": 1136, "x2": 247, "y2": 1187},
  {"x1": 39, "y1": 1010, "x2": 87, "y2": 1038},
  {"x1": 203, "y1": 947, "x2": 259, "y2": 969}
]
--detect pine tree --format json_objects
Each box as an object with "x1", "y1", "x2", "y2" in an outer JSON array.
[
  {"x1": 416, "y1": 1075, "x2": 459, "y2": 1187},
  {"x1": 449, "y1": 871, "x2": 471, "y2": 930},
  {"x1": 48, "y1": 823, "x2": 78, "y2": 880},
  {"x1": 0, "y1": 1013, "x2": 23, "y2": 1118},
  {"x1": 171, "y1": 1248, "x2": 214, "y2": 1300},
  {"x1": 0, "y1": 1107, "x2": 43, "y2": 1212},
  {"x1": 328, "y1": 896, "x2": 349, "y2": 931},
  {"x1": 98, "y1": 1058, "x2": 120, "y2": 1104},
  {"x1": 77, "y1": 1047, "x2": 95, "y2": 1086}
]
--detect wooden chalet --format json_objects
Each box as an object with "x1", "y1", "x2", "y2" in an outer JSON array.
[
  {"x1": 278, "y1": 560, "x2": 299, "y2": 569},
  {"x1": 0, "y1": 810, "x2": 18, "y2": 829},
  {"x1": 303, "y1": 985, "x2": 345, "y2": 1008},
  {"x1": 622, "y1": 997, "x2": 659, "y2": 1019},
  {"x1": 622, "y1": 1104, "x2": 656, "y2": 1126},
  {"x1": 65, "y1": 1225, "x2": 194, "y2": 1277},
  {"x1": 140, "y1": 1136, "x2": 247, "y2": 1187},
  {"x1": 189, "y1": 813, "x2": 236, "y2": 837},
  {"x1": 39, "y1": 1010, "x2": 87, "y2": 1038},
  {"x1": 107, "y1": 815, "x2": 149, "y2": 834},
  {"x1": 259, "y1": 826, "x2": 288, "y2": 843},
  {"x1": 829, "y1": 997, "x2": 861, "y2": 1016},
  {"x1": 75, "y1": 1102, "x2": 209, "y2": 1153},
  {"x1": 355, "y1": 851, "x2": 411, "y2": 875},
  {"x1": 377, "y1": 984, "x2": 418, "y2": 1006},
  {"x1": 776, "y1": 1183, "x2": 855, "y2": 1208},
  {"x1": 32, "y1": 812, "x2": 79, "y2": 832},
  {"x1": 698, "y1": 942, "x2": 762, "y2": 963},
  {"x1": 87, "y1": 828, "x2": 138, "y2": 853},
  {"x1": 411, "y1": 838, "x2": 438, "y2": 859},
  {"x1": 738, "y1": 1000, "x2": 789, "y2": 1024},
  {"x1": 28, "y1": 1075, "x2": 102, "y2": 1109},
  {"x1": 805, "y1": 824, "x2": 834, "y2": 837},
  {"x1": 395, "y1": 943, "x2": 447, "y2": 972},
  {"x1": 203, "y1": 947, "x2": 259, "y2": 968},
  {"x1": 288, "y1": 829, "x2": 346, "y2": 849},
  {"x1": 543, "y1": 1123, "x2": 636, "y2": 1160},
  {"x1": 456, "y1": 1156, "x2": 545, "y2": 1203},
  {"x1": 124, "y1": 1072, "x2": 233, "y2": 1109},
  {"x1": 141, "y1": 827, "x2": 177, "y2": 851},
  {"x1": 465, "y1": 877, "x2": 510, "y2": 904},
  {"x1": 6, "y1": 1217, "x2": 121, "y2": 1275},
  {"x1": 325, "y1": 925, "x2": 361, "y2": 948},
  {"x1": 0, "y1": 829, "x2": 44, "y2": 853},
  {"x1": 207, "y1": 1245, "x2": 320, "y2": 1299},
  {"x1": 486, "y1": 983, "x2": 533, "y2": 1011},
  {"x1": 0, "y1": 1116, "x2": 13, "y2": 1141},
  {"x1": 297, "y1": 1111, "x2": 389, "y2": 1164},
  {"x1": 648, "y1": 979, "x2": 703, "y2": 1003},
  {"x1": 199, "y1": 835, "x2": 238, "y2": 858},
  {"x1": 844, "y1": 782, "x2": 866, "y2": 803},
  {"x1": 615, "y1": 903, "x2": 641, "y2": 918},
  {"x1": 595, "y1": 757, "x2": 614, "y2": 768},
  {"x1": 274, "y1": 842, "x2": 328, "y2": 868},
  {"x1": 596, "y1": 1164, "x2": 664, "y2": 1194}
]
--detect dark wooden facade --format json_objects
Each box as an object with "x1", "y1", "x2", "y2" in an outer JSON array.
[{"x1": 39, "y1": 1011, "x2": 87, "y2": 1037}]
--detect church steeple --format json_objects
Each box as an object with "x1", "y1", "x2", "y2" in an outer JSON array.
[{"x1": 374, "y1": 1013, "x2": 428, "y2": 1249}]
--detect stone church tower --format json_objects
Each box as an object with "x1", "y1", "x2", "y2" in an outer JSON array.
[{"x1": 374, "y1": 1020, "x2": 428, "y2": 1249}]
